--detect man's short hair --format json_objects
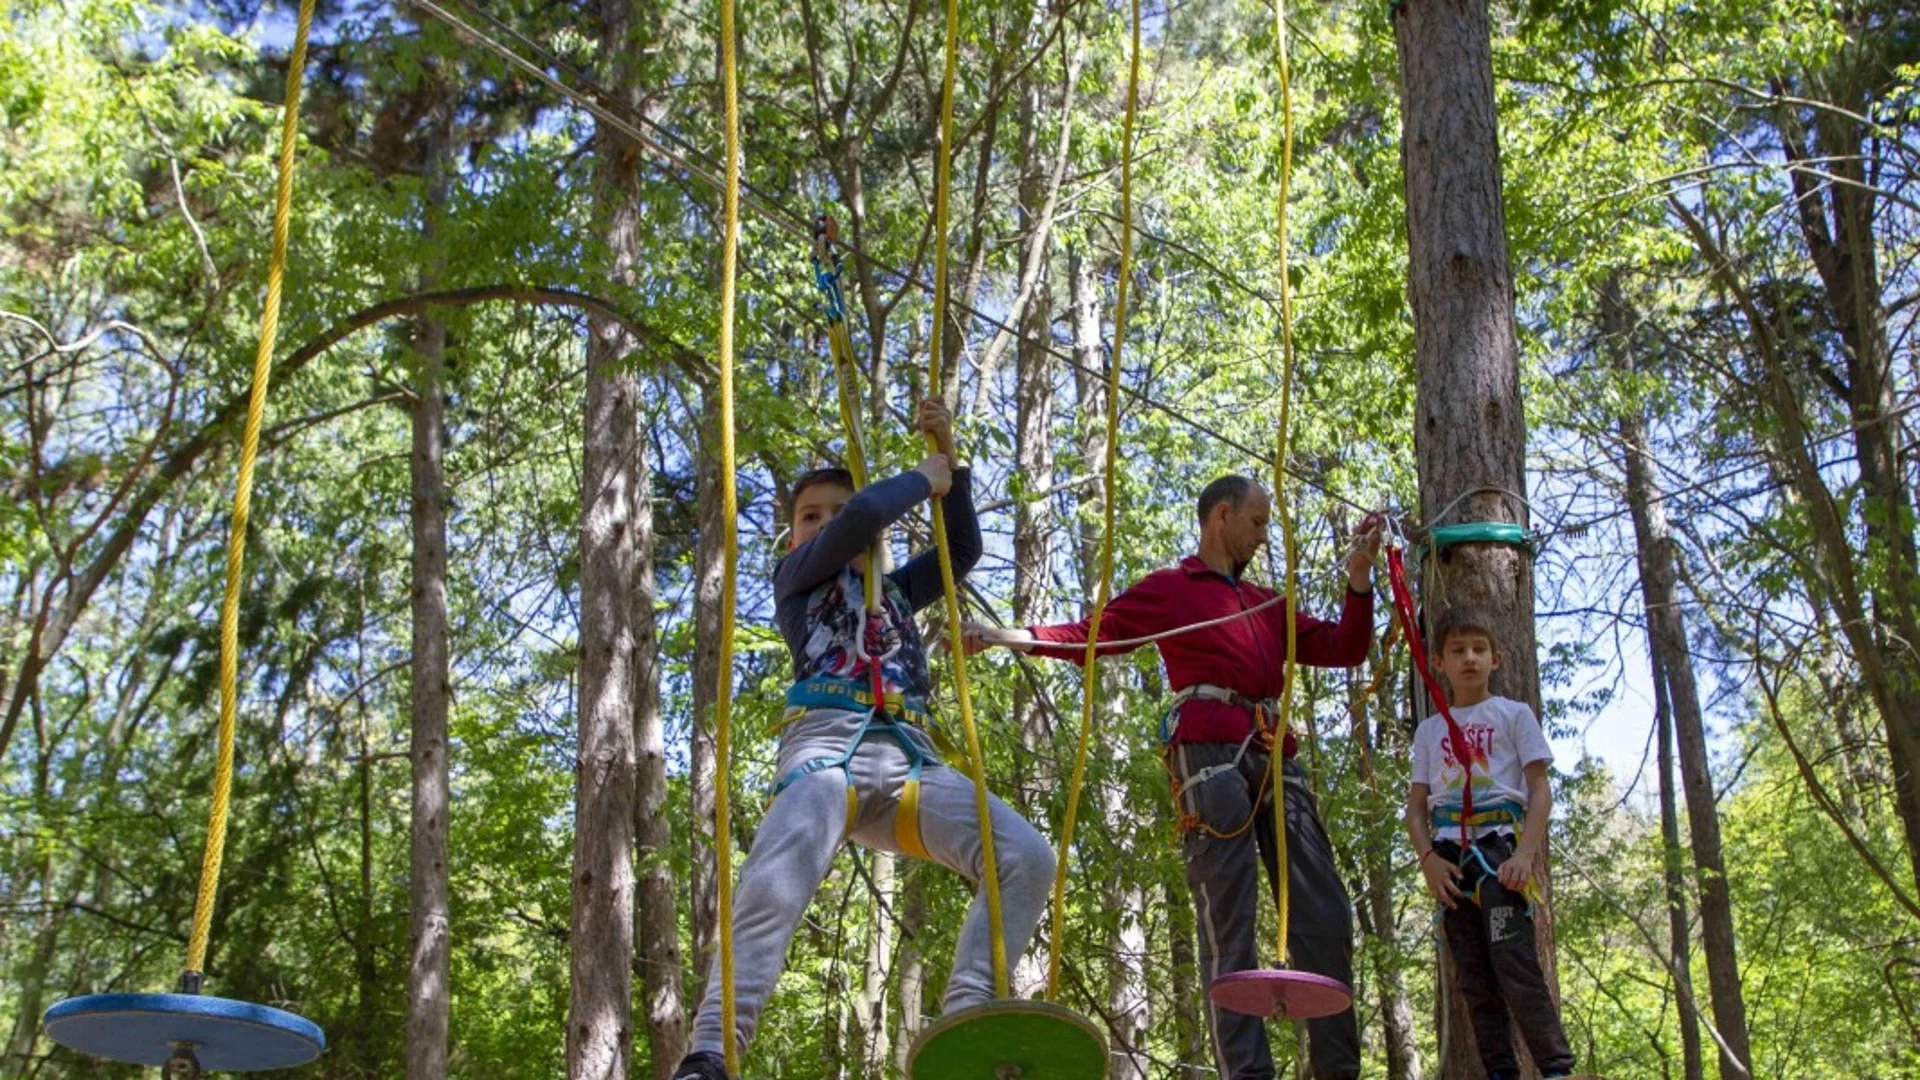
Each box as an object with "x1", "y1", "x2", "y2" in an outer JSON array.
[
  {"x1": 1432, "y1": 606, "x2": 1499, "y2": 652},
  {"x1": 788, "y1": 467, "x2": 855, "y2": 512},
  {"x1": 1197, "y1": 475, "x2": 1258, "y2": 524}
]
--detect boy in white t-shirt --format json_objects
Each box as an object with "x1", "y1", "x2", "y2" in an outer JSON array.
[{"x1": 1404, "y1": 607, "x2": 1576, "y2": 1080}]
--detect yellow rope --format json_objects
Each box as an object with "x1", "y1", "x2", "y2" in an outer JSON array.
[
  {"x1": 1270, "y1": 0, "x2": 1299, "y2": 965},
  {"x1": 715, "y1": 0, "x2": 743, "y2": 1065},
  {"x1": 1047, "y1": 0, "x2": 1138, "y2": 1002},
  {"x1": 183, "y1": 0, "x2": 317, "y2": 982},
  {"x1": 924, "y1": 0, "x2": 1008, "y2": 997}
]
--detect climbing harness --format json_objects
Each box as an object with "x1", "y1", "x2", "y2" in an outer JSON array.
[
  {"x1": 42, "y1": 0, "x2": 328, "y2": 1071},
  {"x1": 1160, "y1": 688, "x2": 1281, "y2": 841},
  {"x1": 772, "y1": 678, "x2": 935, "y2": 858}
]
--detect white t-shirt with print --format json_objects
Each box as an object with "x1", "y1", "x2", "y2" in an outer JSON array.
[{"x1": 1411, "y1": 695, "x2": 1553, "y2": 841}]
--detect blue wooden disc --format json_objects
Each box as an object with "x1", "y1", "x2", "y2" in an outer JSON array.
[{"x1": 43, "y1": 993, "x2": 325, "y2": 1071}]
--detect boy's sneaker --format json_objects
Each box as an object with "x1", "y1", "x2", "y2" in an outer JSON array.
[{"x1": 671, "y1": 1052, "x2": 730, "y2": 1080}]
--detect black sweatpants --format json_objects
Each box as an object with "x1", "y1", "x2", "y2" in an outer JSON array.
[
  {"x1": 1173, "y1": 745, "x2": 1361, "y2": 1080},
  {"x1": 1434, "y1": 833, "x2": 1575, "y2": 1078}
]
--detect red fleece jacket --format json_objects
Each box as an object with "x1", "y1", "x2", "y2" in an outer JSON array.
[{"x1": 1026, "y1": 555, "x2": 1374, "y2": 751}]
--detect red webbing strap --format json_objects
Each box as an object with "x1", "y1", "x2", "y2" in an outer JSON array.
[
  {"x1": 1384, "y1": 544, "x2": 1475, "y2": 848},
  {"x1": 863, "y1": 609, "x2": 891, "y2": 716}
]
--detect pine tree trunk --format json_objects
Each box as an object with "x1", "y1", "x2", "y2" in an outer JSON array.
[
  {"x1": 1605, "y1": 276, "x2": 1721, "y2": 1080},
  {"x1": 570, "y1": 148, "x2": 642, "y2": 1078},
  {"x1": 406, "y1": 110, "x2": 454, "y2": 1080},
  {"x1": 1392, "y1": 2, "x2": 1554, "y2": 1074}
]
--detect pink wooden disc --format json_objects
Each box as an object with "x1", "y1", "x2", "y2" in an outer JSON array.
[{"x1": 1208, "y1": 969, "x2": 1352, "y2": 1020}]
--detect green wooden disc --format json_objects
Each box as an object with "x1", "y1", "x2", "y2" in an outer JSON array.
[{"x1": 907, "y1": 1000, "x2": 1106, "y2": 1079}]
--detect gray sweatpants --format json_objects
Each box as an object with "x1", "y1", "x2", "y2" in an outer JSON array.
[
  {"x1": 690, "y1": 708, "x2": 1056, "y2": 1059},
  {"x1": 1174, "y1": 744, "x2": 1361, "y2": 1080}
]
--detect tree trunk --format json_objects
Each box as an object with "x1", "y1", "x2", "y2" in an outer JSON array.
[
  {"x1": 1607, "y1": 275, "x2": 1732, "y2": 1080},
  {"x1": 1166, "y1": 876, "x2": 1205, "y2": 1079},
  {"x1": 894, "y1": 870, "x2": 929, "y2": 1077},
  {"x1": 4, "y1": 856, "x2": 62, "y2": 1078},
  {"x1": 407, "y1": 109, "x2": 454, "y2": 1080},
  {"x1": 1068, "y1": 249, "x2": 1106, "y2": 584},
  {"x1": 1352, "y1": 662, "x2": 1421, "y2": 1080},
  {"x1": 689, "y1": 397, "x2": 725, "y2": 982},
  {"x1": 853, "y1": 852, "x2": 896, "y2": 1074},
  {"x1": 1011, "y1": 78, "x2": 1058, "y2": 800},
  {"x1": 1101, "y1": 774, "x2": 1149, "y2": 1080},
  {"x1": 359, "y1": 719, "x2": 380, "y2": 1075},
  {"x1": 1674, "y1": 193, "x2": 1920, "y2": 915},
  {"x1": 569, "y1": 147, "x2": 642, "y2": 1078},
  {"x1": 1652, "y1": 656, "x2": 1706, "y2": 1080},
  {"x1": 1780, "y1": 90, "x2": 1920, "y2": 901},
  {"x1": 590, "y1": 0, "x2": 686, "y2": 1071},
  {"x1": 1392, "y1": 2, "x2": 1554, "y2": 1074},
  {"x1": 632, "y1": 413, "x2": 686, "y2": 1077}
]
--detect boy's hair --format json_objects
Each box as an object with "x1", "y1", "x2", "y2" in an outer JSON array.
[
  {"x1": 1431, "y1": 606, "x2": 1499, "y2": 652},
  {"x1": 1197, "y1": 474, "x2": 1258, "y2": 524},
  {"x1": 788, "y1": 467, "x2": 855, "y2": 512}
]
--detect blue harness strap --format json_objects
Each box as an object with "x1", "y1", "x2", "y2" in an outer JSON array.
[
  {"x1": 771, "y1": 677, "x2": 935, "y2": 858},
  {"x1": 784, "y1": 675, "x2": 930, "y2": 724},
  {"x1": 1429, "y1": 798, "x2": 1539, "y2": 911},
  {"x1": 1430, "y1": 796, "x2": 1525, "y2": 834}
]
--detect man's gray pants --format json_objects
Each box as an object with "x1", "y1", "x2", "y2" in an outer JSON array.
[
  {"x1": 1174, "y1": 744, "x2": 1361, "y2": 1080},
  {"x1": 691, "y1": 707, "x2": 1055, "y2": 1059}
]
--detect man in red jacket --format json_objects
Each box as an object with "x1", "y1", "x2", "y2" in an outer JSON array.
[{"x1": 965, "y1": 475, "x2": 1379, "y2": 1080}]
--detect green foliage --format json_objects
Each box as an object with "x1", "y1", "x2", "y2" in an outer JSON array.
[{"x1": 3, "y1": 0, "x2": 1916, "y2": 1076}]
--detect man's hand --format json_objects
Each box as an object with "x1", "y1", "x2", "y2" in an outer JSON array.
[
  {"x1": 1421, "y1": 850, "x2": 1466, "y2": 909},
  {"x1": 916, "y1": 452, "x2": 953, "y2": 497},
  {"x1": 1347, "y1": 511, "x2": 1384, "y2": 592},
  {"x1": 1497, "y1": 841, "x2": 1538, "y2": 892},
  {"x1": 961, "y1": 620, "x2": 1035, "y2": 655},
  {"x1": 917, "y1": 396, "x2": 956, "y2": 460}
]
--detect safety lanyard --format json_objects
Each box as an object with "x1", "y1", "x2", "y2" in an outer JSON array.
[{"x1": 1384, "y1": 544, "x2": 1479, "y2": 849}]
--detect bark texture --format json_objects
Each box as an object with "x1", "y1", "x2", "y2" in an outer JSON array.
[
  {"x1": 406, "y1": 110, "x2": 453, "y2": 1080},
  {"x1": 1393, "y1": 2, "x2": 1555, "y2": 1073},
  {"x1": 568, "y1": 127, "x2": 642, "y2": 1074}
]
